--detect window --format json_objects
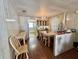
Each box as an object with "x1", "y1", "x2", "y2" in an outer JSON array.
[{"x1": 29, "y1": 22, "x2": 34, "y2": 28}]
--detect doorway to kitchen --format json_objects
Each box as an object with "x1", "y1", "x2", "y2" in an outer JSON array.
[{"x1": 28, "y1": 20, "x2": 37, "y2": 37}]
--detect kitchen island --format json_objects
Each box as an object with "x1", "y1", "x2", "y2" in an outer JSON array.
[{"x1": 54, "y1": 33, "x2": 73, "y2": 56}]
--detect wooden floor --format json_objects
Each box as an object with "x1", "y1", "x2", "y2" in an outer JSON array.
[
  {"x1": 18, "y1": 36, "x2": 78, "y2": 59},
  {"x1": 28, "y1": 36, "x2": 78, "y2": 59}
]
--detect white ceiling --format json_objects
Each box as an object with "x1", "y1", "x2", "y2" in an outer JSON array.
[{"x1": 10, "y1": 0, "x2": 78, "y2": 16}]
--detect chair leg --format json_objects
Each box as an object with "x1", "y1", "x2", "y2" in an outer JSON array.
[
  {"x1": 48, "y1": 37, "x2": 50, "y2": 47},
  {"x1": 45, "y1": 39, "x2": 47, "y2": 46},
  {"x1": 24, "y1": 53, "x2": 25, "y2": 59},
  {"x1": 20, "y1": 54, "x2": 22, "y2": 59},
  {"x1": 16, "y1": 55, "x2": 18, "y2": 59},
  {"x1": 26, "y1": 53, "x2": 29, "y2": 59}
]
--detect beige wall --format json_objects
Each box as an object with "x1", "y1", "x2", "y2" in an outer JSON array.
[
  {"x1": 50, "y1": 12, "x2": 78, "y2": 32},
  {"x1": 66, "y1": 12, "x2": 78, "y2": 30},
  {"x1": 6, "y1": 1, "x2": 20, "y2": 36},
  {"x1": 50, "y1": 13, "x2": 64, "y2": 32},
  {"x1": 0, "y1": 0, "x2": 11, "y2": 59}
]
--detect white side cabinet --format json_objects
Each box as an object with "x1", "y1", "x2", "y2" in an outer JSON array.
[{"x1": 54, "y1": 33, "x2": 73, "y2": 56}]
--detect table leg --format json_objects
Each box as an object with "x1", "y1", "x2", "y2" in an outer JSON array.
[{"x1": 48, "y1": 36, "x2": 50, "y2": 47}]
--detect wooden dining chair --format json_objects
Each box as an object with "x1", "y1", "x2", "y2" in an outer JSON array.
[
  {"x1": 9, "y1": 35, "x2": 29, "y2": 59},
  {"x1": 40, "y1": 31, "x2": 47, "y2": 46}
]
